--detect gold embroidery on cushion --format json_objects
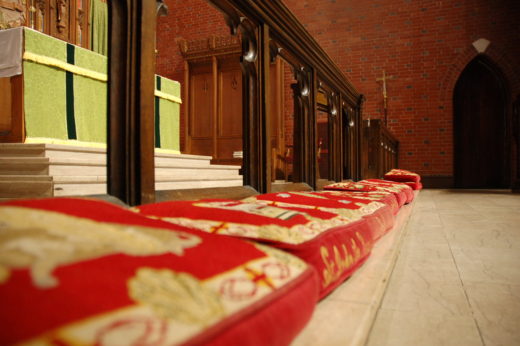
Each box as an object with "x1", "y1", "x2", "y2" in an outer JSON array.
[
  {"x1": 128, "y1": 268, "x2": 225, "y2": 326},
  {"x1": 0, "y1": 207, "x2": 201, "y2": 288},
  {"x1": 0, "y1": 265, "x2": 9, "y2": 284},
  {"x1": 254, "y1": 243, "x2": 308, "y2": 270},
  {"x1": 321, "y1": 244, "x2": 356, "y2": 288},
  {"x1": 15, "y1": 248, "x2": 309, "y2": 345},
  {"x1": 195, "y1": 201, "x2": 300, "y2": 221}
]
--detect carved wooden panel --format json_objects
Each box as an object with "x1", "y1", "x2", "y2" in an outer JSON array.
[
  {"x1": 215, "y1": 61, "x2": 242, "y2": 163},
  {"x1": 190, "y1": 71, "x2": 214, "y2": 139},
  {"x1": 218, "y1": 66, "x2": 242, "y2": 137},
  {"x1": 49, "y1": 0, "x2": 71, "y2": 41},
  {"x1": 182, "y1": 37, "x2": 244, "y2": 163},
  {"x1": 25, "y1": 0, "x2": 89, "y2": 48}
]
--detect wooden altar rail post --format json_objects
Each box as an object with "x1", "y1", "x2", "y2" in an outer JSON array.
[
  {"x1": 108, "y1": 0, "x2": 157, "y2": 206},
  {"x1": 106, "y1": 0, "x2": 363, "y2": 203}
]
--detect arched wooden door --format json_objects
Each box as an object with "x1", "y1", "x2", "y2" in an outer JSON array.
[{"x1": 453, "y1": 56, "x2": 509, "y2": 188}]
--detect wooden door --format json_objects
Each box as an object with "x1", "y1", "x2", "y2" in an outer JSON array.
[
  {"x1": 216, "y1": 60, "x2": 242, "y2": 163},
  {"x1": 189, "y1": 65, "x2": 214, "y2": 157},
  {"x1": 454, "y1": 57, "x2": 509, "y2": 188}
]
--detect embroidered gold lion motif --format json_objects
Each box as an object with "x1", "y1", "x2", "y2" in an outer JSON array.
[
  {"x1": 0, "y1": 206, "x2": 201, "y2": 288},
  {"x1": 128, "y1": 268, "x2": 225, "y2": 326}
]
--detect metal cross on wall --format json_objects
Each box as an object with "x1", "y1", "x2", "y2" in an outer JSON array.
[{"x1": 376, "y1": 70, "x2": 394, "y2": 126}]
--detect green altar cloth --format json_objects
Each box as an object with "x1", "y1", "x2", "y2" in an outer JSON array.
[{"x1": 20, "y1": 28, "x2": 181, "y2": 152}]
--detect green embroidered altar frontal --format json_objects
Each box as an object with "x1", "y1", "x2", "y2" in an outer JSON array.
[{"x1": 22, "y1": 28, "x2": 181, "y2": 152}]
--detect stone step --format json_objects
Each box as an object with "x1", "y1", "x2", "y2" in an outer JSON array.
[
  {"x1": 154, "y1": 163, "x2": 240, "y2": 178},
  {"x1": 155, "y1": 178, "x2": 243, "y2": 190},
  {"x1": 0, "y1": 143, "x2": 216, "y2": 166},
  {"x1": 0, "y1": 179, "x2": 53, "y2": 198},
  {"x1": 0, "y1": 175, "x2": 53, "y2": 181},
  {"x1": 52, "y1": 177, "x2": 243, "y2": 196},
  {"x1": 0, "y1": 158, "x2": 50, "y2": 175},
  {"x1": 1, "y1": 157, "x2": 240, "y2": 179},
  {"x1": 154, "y1": 151, "x2": 214, "y2": 167},
  {"x1": 0, "y1": 143, "x2": 47, "y2": 157},
  {"x1": 0, "y1": 143, "x2": 243, "y2": 199}
]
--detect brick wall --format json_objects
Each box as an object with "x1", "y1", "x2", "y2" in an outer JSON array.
[
  {"x1": 283, "y1": 0, "x2": 520, "y2": 177},
  {"x1": 156, "y1": 0, "x2": 520, "y2": 179}
]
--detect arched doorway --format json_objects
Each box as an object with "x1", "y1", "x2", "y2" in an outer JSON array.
[{"x1": 453, "y1": 56, "x2": 510, "y2": 188}]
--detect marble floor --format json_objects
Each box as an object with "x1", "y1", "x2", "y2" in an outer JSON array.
[{"x1": 294, "y1": 189, "x2": 520, "y2": 346}]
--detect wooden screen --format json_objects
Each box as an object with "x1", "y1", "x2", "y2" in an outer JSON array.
[{"x1": 26, "y1": 0, "x2": 89, "y2": 48}]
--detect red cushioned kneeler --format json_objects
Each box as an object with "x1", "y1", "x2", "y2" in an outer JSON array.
[
  {"x1": 360, "y1": 179, "x2": 415, "y2": 205},
  {"x1": 244, "y1": 192, "x2": 394, "y2": 241},
  {"x1": 0, "y1": 198, "x2": 319, "y2": 346},
  {"x1": 322, "y1": 182, "x2": 400, "y2": 215},
  {"x1": 136, "y1": 199, "x2": 374, "y2": 299},
  {"x1": 384, "y1": 169, "x2": 421, "y2": 183}
]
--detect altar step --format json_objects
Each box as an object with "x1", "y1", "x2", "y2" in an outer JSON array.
[{"x1": 0, "y1": 143, "x2": 242, "y2": 199}]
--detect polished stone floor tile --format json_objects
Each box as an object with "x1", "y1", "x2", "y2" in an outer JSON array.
[
  {"x1": 292, "y1": 300, "x2": 372, "y2": 346},
  {"x1": 464, "y1": 282, "x2": 520, "y2": 346},
  {"x1": 451, "y1": 247, "x2": 520, "y2": 285},
  {"x1": 367, "y1": 309, "x2": 483, "y2": 346},
  {"x1": 294, "y1": 190, "x2": 520, "y2": 345}
]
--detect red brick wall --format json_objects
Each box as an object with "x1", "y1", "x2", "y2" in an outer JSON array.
[
  {"x1": 283, "y1": 0, "x2": 520, "y2": 177},
  {"x1": 156, "y1": 0, "x2": 520, "y2": 178}
]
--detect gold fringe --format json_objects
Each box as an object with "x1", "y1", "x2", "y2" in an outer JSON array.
[
  {"x1": 23, "y1": 51, "x2": 108, "y2": 82},
  {"x1": 25, "y1": 137, "x2": 181, "y2": 154},
  {"x1": 155, "y1": 89, "x2": 183, "y2": 104},
  {"x1": 23, "y1": 52, "x2": 182, "y2": 104}
]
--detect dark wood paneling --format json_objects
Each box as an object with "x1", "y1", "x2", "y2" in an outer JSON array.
[
  {"x1": 0, "y1": 75, "x2": 24, "y2": 143},
  {"x1": 513, "y1": 95, "x2": 520, "y2": 192},
  {"x1": 317, "y1": 116, "x2": 329, "y2": 180},
  {"x1": 454, "y1": 57, "x2": 509, "y2": 188},
  {"x1": 218, "y1": 68, "x2": 242, "y2": 137},
  {"x1": 216, "y1": 137, "x2": 241, "y2": 159},
  {"x1": 362, "y1": 119, "x2": 398, "y2": 179},
  {"x1": 25, "y1": 0, "x2": 89, "y2": 48},
  {"x1": 190, "y1": 139, "x2": 213, "y2": 157},
  {"x1": 190, "y1": 72, "x2": 214, "y2": 138},
  {"x1": 421, "y1": 176, "x2": 454, "y2": 189}
]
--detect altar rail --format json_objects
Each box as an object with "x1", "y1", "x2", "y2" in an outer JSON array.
[{"x1": 362, "y1": 119, "x2": 399, "y2": 179}]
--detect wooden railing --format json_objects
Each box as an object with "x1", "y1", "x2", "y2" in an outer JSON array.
[{"x1": 362, "y1": 119, "x2": 399, "y2": 179}]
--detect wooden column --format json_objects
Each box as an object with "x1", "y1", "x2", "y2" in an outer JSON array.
[
  {"x1": 513, "y1": 95, "x2": 520, "y2": 192},
  {"x1": 108, "y1": 0, "x2": 156, "y2": 206}
]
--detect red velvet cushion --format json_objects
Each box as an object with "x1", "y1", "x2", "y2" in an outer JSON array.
[
  {"x1": 360, "y1": 179, "x2": 415, "y2": 205},
  {"x1": 384, "y1": 169, "x2": 421, "y2": 183},
  {"x1": 244, "y1": 192, "x2": 393, "y2": 241},
  {"x1": 323, "y1": 181, "x2": 380, "y2": 193},
  {"x1": 0, "y1": 198, "x2": 318, "y2": 345},
  {"x1": 136, "y1": 199, "x2": 375, "y2": 299},
  {"x1": 323, "y1": 182, "x2": 400, "y2": 214}
]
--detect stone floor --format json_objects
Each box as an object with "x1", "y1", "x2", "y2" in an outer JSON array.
[{"x1": 294, "y1": 189, "x2": 520, "y2": 346}]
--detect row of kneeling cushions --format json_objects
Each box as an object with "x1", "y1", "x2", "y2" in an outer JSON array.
[{"x1": 0, "y1": 173, "x2": 418, "y2": 345}]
